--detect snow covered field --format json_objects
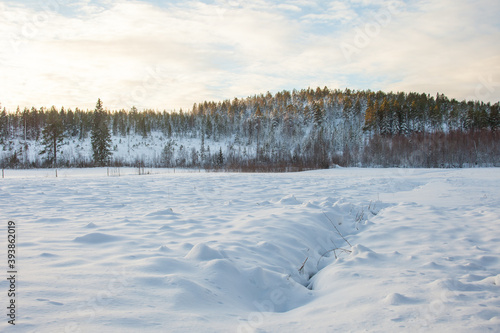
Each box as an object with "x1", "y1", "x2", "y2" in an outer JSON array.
[{"x1": 1, "y1": 168, "x2": 499, "y2": 332}]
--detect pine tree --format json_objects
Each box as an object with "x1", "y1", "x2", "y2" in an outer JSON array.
[
  {"x1": 313, "y1": 102, "x2": 324, "y2": 127},
  {"x1": 364, "y1": 96, "x2": 376, "y2": 131},
  {"x1": 271, "y1": 109, "x2": 280, "y2": 130},
  {"x1": 379, "y1": 98, "x2": 391, "y2": 135},
  {"x1": 430, "y1": 104, "x2": 441, "y2": 130},
  {"x1": 216, "y1": 147, "x2": 224, "y2": 168},
  {"x1": 254, "y1": 106, "x2": 263, "y2": 118},
  {"x1": 342, "y1": 97, "x2": 352, "y2": 119},
  {"x1": 205, "y1": 115, "x2": 212, "y2": 138},
  {"x1": 162, "y1": 139, "x2": 176, "y2": 167},
  {"x1": 393, "y1": 100, "x2": 402, "y2": 134},
  {"x1": 490, "y1": 103, "x2": 499, "y2": 131},
  {"x1": 0, "y1": 108, "x2": 8, "y2": 141},
  {"x1": 39, "y1": 107, "x2": 64, "y2": 167},
  {"x1": 353, "y1": 98, "x2": 362, "y2": 116},
  {"x1": 91, "y1": 99, "x2": 112, "y2": 166}
]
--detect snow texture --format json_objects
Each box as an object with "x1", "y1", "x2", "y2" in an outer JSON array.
[{"x1": 0, "y1": 168, "x2": 499, "y2": 332}]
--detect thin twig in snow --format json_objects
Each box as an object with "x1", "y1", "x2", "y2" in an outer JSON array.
[{"x1": 323, "y1": 212, "x2": 352, "y2": 247}]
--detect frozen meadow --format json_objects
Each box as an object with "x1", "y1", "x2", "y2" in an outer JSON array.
[{"x1": 1, "y1": 168, "x2": 500, "y2": 332}]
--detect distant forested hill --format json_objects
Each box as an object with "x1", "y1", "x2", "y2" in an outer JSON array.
[{"x1": 1, "y1": 87, "x2": 499, "y2": 170}]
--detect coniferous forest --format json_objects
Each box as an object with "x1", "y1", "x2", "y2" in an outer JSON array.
[{"x1": 1, "y1": 87, "x2": 499, "y2": 171}]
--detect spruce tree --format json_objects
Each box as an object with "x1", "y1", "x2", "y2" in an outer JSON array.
[
  {"x1": 0, "y1": 108, "x2": 8, "y2": 141},
  {"x1": 490, "y1": 103, "x2": 499, "y2": 131},
  {"x1": 313, "y1": 102, "x2": 324, "y2": 127},
  {"x1": 40, "y1": 107, "x2": 64, "y2": 167},
  {"x1": 254, "y1": 106, "x2": 263, "y2": 118},
  {"x1": 200, "y1": 132, "x2": 206, "y2": 166},
  {"x1": 364, "y1": 97, "x2": 376, "y2": 131},
  {"x1": 217, "y1": 147, "x2": 224, "y2": 167},
  {"x1": 91, "y1": 99, "x2": 112, "y2": 166},
  {"x1": 379, "y1": 98, "x2": 391, "y2": 135},
  {"x1": 162, "y1": 139, "x2": 176, "y2": 167}
]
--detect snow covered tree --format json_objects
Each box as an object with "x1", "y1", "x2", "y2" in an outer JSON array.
[
  {"x1": 0, "y1": 107, "x2": 8, "y2": 140},
  {"x1": 379, "y1": 98, "x2": 391, "y2": 135},
  {"x1": 91, "y1": 99, "x2": 112, "y2": 166},
  {"x1": 363, "y1": 96, "x2": 376, "y2": 132},
  {"x1": 353, "y1": 98, "x2": 362, "y2": 116},
  {"x1": 204, "y1": 115, "x2": 213, "y2": 138},
  {"x1": 161, "y1": 139, "x2": 176, "y2": 167},
  {"x1": 200, "y1": 133, "x2": 206, "y2": 166},
  {"x1": 190, "y1": 147, "x2": 199, "y2": 167},
  {"x1": 393, "y1": 100, "x2": 402, "y2": 134},
  {"x1": 490, "y1": 103, "x2": 499, "y2": 131},
  {"x1": 313, "y1": 102, "x2": 324, "y2": 127},
  {"x1": 254, "y1": 106, "x2": 263, "y2": 118}
]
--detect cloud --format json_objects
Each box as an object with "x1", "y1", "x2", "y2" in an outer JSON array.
[
  {"x1": 1, "y1": 0, "x2": 306, "y2": 110},
  {"x1": 301, "y1": 1, "x2": 359, "y2": 25},
  {"x1": 332, "y1": 0, "x2": 500, "y2": 101},
  {"x1": 0, "y1": 0, "x2": 499, "y2": 112}
]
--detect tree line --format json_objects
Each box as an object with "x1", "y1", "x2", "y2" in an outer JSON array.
[{"x1": 1, "y1": 87, "x2": 499, "y2": 170}]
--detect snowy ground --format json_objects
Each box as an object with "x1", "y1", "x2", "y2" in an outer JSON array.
[{"x1": 1, "y1": 168, "x2": 499, "y2": 332}]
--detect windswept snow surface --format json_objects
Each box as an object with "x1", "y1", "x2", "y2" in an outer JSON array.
[{"x1": 1, "y1": 168, "x2": 500, "y2": 332}]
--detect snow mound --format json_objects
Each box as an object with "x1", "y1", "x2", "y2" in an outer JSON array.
[
  {"x1": 158, "y1": 245, "x2": 171, "y2": 252},
  {"x1": 351, "y1": 244, "x2": 380, "y2": 260},
  {"x1": 478, "y1": 255, "x2": 498, "y2": 266},
  {"x1": 421, "y1": 261, "x2": 445, "y2": 269},
  {"x1": 84, "y1": 222, "x2": 98, "y2": 228},
  {"x1": 159, "y1": 224, "x2": 172, "y2": 230},
  {"x1": 146, "y1": 208, "x2": 175, "y2": 217},
  {"x1": 278, "y1": 194, "x2": 301, "y2": 205},
  {"x1": 140, "y1": 257, "x2": 193, "y2": 274},
  {"x1": 430, "y1": 278, "x2": 483, "y2": 292},
  {"x1": 383, "y1": 293, "x2": 421, "y2": 305},
  {"x1": 185, "y1": 243, "x2": 225, "y2": 261},
  {"x1": 73, "y1": 232, "x2": 122, "y2": 244}
]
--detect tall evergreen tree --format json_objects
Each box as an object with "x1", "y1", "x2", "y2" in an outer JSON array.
[
  {"x1": 490, "y1": 103, "x2": 499, "y2": 131},
  {"x1": 0, "y1": 107, "x2": 8, "y2": 141},
  {"x1": 40, "y1": 107, "x2": 64, "y2": 167},
  {"x1": 379, "y1": 97, "x2": 391, "y2": 135},
  {"x1": 91, "y1": 99, "x2": 112, "y2": 166},
  {"x1": 216, "y1": 147, "x2": 224, "y2": 167},
  {"x1": 162, "y1": 139, "x2": 176, "y2": 167},
  {"x1": 254, "y1": 106, "x2": 263, "y2": 118},
  {"x1": 363, "y1": 96, "x2": 376, "y2": 131},
  {"x1": 313, "y1": 102, "x2": 324, "y2": 127}
]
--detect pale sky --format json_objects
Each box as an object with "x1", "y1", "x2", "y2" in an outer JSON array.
[{"x1": 1, "y1": 0, "x2": 499, "y2": 111}]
